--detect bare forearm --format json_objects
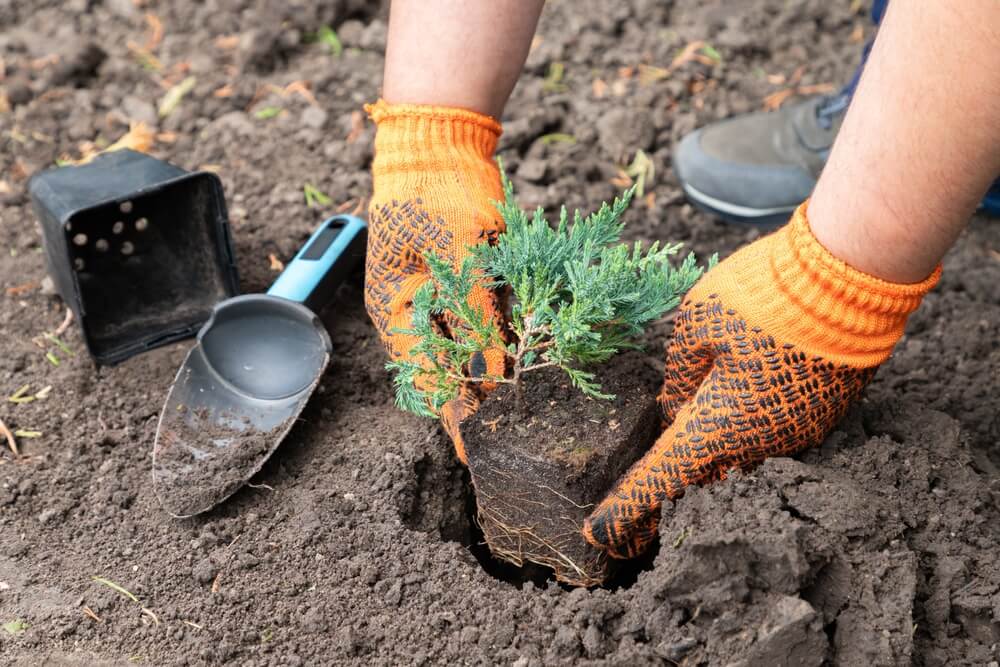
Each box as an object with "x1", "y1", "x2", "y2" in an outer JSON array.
[
  {"x1": 383, "y1": 0, "x2": 544, "y2": 118},
  {"x1": 809, "y1": 0, "x2": 1000, "y2": 283}
]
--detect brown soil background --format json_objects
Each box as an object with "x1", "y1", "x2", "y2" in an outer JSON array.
[{"x1": 3, "y1": 1, "x2": 1000, "y2": 665}]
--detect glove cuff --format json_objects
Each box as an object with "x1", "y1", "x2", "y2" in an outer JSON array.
[
  {"x1": 759, "y1": 202, "x2": 940, "y2": 367},
  {"x1": 365, "y1": 99, "x2": 501, "y2": 181}
]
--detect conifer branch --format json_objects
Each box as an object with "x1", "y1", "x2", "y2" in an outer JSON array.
[{"x1": 387, "y1": 161, "x2": 710, "y2": 418}]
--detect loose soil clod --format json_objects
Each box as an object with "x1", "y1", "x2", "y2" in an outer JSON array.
[{"x1": 463, "y1": 352, "x2": 661, "y2": 586}]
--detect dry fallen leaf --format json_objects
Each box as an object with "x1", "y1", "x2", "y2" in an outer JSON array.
[
  {"x1": 610, "y1": 171, "x2": 632, "y2": 189},
  {"x1": 213, "y1": 84, "x2": 234, "y2": 98},
  {"x1": 0, "y1": 417, "x2": 18, "y2": 458},
  {"x1": 5, "y1": 283, "x2": 37, "y2": 296},
  {"x1": 670, "y1": 40, "x2": 708, "y2": 70},
  {"x1": 268, "y1": 254, "x2": 285, "y2": 272},
  {"x1": 211, "y1": 572, "x2": 222, "y2": 594},
  {"x1": 346, "y1": 110, "x2": 365, "y2": 143},
  {"x1": 158, "y1": 76, "x2": 196, "y2": 117},
  {"x1": 797, "y1": 83, "x2": 835, "y2": 96},
  {"x1": 143, "y1": 13, "x2": 164, "y2": 51},
  {"x1": 10, "y1": 160, "x2": 28, "y2": 182},
  {"x1": 36, "y1": 89, "x2": 69, "y2": 104},
  {"x1": 789, "y1": 65, "x2": 807, "y2": 86},
  {"x1": 762, "y1": 88, "x2": 796, "y2": 111},
  {"x1": 75, "y1": 122, "x2": 155, "y2": 165},
  {"x1": 245, "y1": 84, "x2": 272, "y2": 113},
  {"x1": 126, "y1": 41, "x2": 163, "y2": 71},
  {"x1": 591, "y1": 78, "x2": 607, "y2": 99},
  {"x1": 763, "y1": 82, "x2": 835, "y2": 111},
  {"x1": 31, "y1": 54, "x2": 60, "y2": 71},
  {"x1": 156, "y1": 62, "x2": 191, "y2": 90},
  {"x1": 624, "y1": 149, "x2": 655, "y2": 196},
  {"x1": 637, "y1": 64, "x2": 670, "y2": 85},
  {"x1": 284, "y1": 80, "x2": 318, "y2": 106},
  {"x1": 214, "y1": 35, "x2": 240, "y2": 50}
]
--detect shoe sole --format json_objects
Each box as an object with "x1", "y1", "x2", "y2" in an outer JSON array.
[
  {"x1": 684, "y1": 181, "x2": 1000, "y2": 224},
  {"x1": 682, "y1": 182, "x2": 796, "y2": 228}
]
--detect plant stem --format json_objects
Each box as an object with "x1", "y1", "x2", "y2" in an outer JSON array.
[
  {"x1": 520, "y1": 361, "x2": 556, "y2": 373},
  {"x1": 510, "y1": 314, "x2": 552, "y2": 415},
  {"x1": 445, "y1": 372, "x2": 512, "y2": 385}
]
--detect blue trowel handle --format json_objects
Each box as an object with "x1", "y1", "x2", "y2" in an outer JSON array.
[{"x1": 267, "y1": 215, "x2": 368, "y2": 313}]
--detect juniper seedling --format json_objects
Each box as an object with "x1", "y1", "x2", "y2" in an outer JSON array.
[{"x1": 387, "y1": 169, "x2": 710, "y2": 417}]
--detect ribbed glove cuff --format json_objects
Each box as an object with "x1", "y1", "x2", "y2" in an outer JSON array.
[
  {"x1": 721, "y1": 202, "x2": 940, "y2": 367},
  {"x1": 365, "y1": 99, "x2": 501, "y2": 181}
]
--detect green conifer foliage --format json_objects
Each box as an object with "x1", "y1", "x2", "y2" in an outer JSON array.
[{"x1": 387, "y1": 167, "x2": 713, "y2": 417}]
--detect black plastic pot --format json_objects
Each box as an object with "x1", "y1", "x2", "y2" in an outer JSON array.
[{"x1": 28, "y1": 149, "x2": 239, "y2": 364}]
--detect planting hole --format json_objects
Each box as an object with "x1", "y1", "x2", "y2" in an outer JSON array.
[
  {"x1": 460, "y1": 484, "x2": 657, "y2": 591},
  {"x1": 74, "y1": 257, "x2": 85, "y2": 271},
  {"x1": 119, "y1": 201, "x2": 133, "y2": 214},
  {"x1": 73, "y1": 233, "x2": 88, "y2": 246},
  {"x1": 112, "y1": 221, "x2": 125, "y2": 234},
  {"x1": 135, "y1": 217, "x2": 149, "y2": 231},
  {"x1": 405, "y1": 459, "x2": 656, "y2": 592},
  {"x1": 121, "y1": 241, "x2": 135, "y2": 256},
  {"x1": 95, "y1": 239, "x2": 109, "y2": 252}
]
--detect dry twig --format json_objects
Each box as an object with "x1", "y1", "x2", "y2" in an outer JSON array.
[
  {"x1": 5, "y1": 282, "x2": 37, "y2": 296},
  {"x1": 53, "y1": 307, "x2": 73, "y2": 337},
  {"x1": 0, "y1": 417, "x2": 18, "y2": 457}
]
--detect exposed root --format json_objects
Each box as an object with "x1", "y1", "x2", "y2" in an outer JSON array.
[
  {"x1": 536, "y1": 484, "x2": 595, "y2": 510},
  {"x1": 473, "y1": 484, "x2": 607, "y2": 587}
]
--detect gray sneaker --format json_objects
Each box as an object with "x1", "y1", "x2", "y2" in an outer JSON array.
[{"x1": 672, "y1": 94, "x2": 848, "y2": 226}]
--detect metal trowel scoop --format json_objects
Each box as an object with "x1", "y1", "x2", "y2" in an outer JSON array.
[{"x1": 152, "y1": 215, "x2": 367, "y2": 517}]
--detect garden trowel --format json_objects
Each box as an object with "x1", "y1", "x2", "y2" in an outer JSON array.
[{"x1": 152, "y1": 215, "x2": 367, "y2": 517}]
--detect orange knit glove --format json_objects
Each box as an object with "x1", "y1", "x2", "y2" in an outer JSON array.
[
  {"x1": 583, "y1": 204, "x2": 941, "y2": 558},
  {"x1": 365, "y1": 100, "x2": 507, "y2": 463}
]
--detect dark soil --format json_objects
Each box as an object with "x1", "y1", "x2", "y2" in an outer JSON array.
[
  {"x1": 462, "y1": 352, "x2": 661, "y2": 587},
  {"x1": 153, "y1": 409, "x2": 285, "y2": 518},
  {"x1": 3, "y1": 1, "x2": 1000, "y2": 665}
]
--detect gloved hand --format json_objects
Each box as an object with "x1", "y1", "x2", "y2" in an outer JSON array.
[
  {"x1": 583, "y1": 203, "x2": 941, "y2": 558},
  {"x1": 365, "y1": 100, "x2": 507, "y2": 462}
]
